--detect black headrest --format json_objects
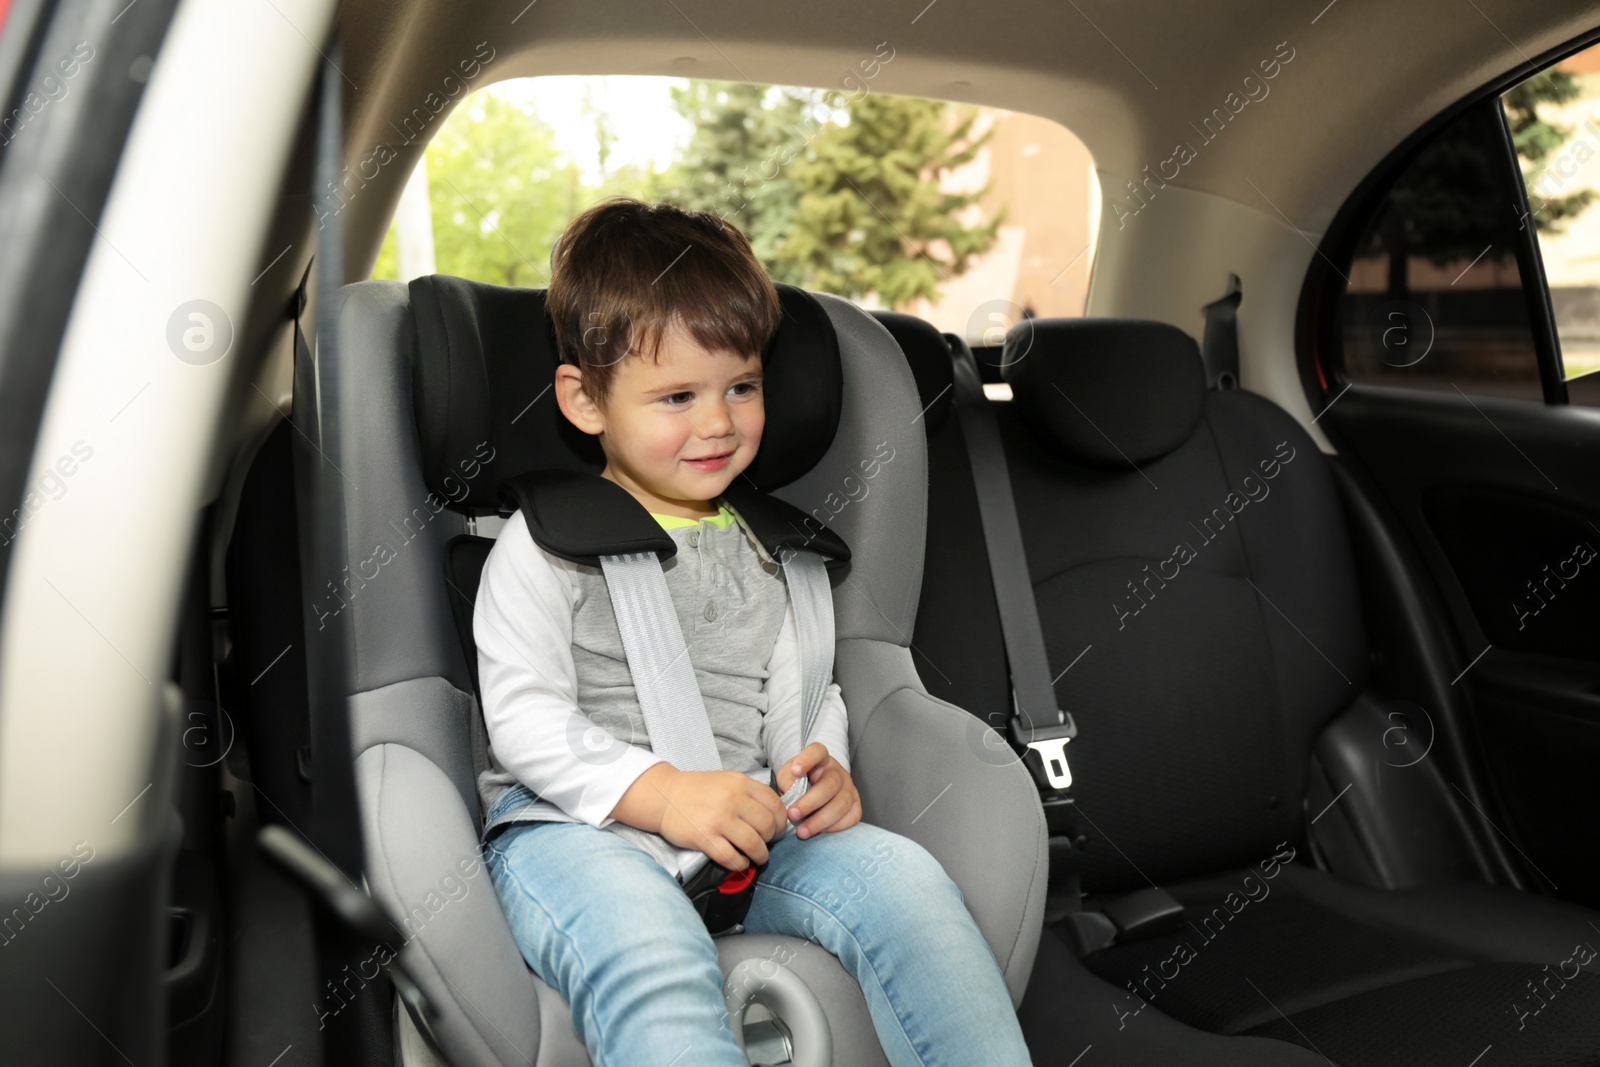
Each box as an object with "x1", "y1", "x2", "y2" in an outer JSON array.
[
  {"x1": 1001, "y1": 318, "x2": 1205, "y2": 467},
  {"x1": 870, "y1": 311, "x2": 954, "y2": 434},
  {"x1": 407, "y1": 275, "x2": 843, "y2": 511}
]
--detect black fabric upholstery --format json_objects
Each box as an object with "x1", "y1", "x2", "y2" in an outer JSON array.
[
  {"x1": 407, "y1": 276, "x2": 843, "y2": 510},
  {"x1": 1019, "y1": 928, "x2": 1328, "y2": 1066},
  {"x1": 496, "y1": 467, "x2": 852, "y2": 568},
  {"x1": 1243, "y1": 966, "x2": 1600, "y2": 1067},
  {"x1": 910, "y1": 411, "x2": 1011, "y2": 720},
  {"x1": 1002, "y1": 318, "x2": 1206, "y2": 467},
  {"x1": 1002, "y1": 384, "x2": 1367, "y2": 890},
  {"x1": 501, "y1": 468, "x2": 679, "y2": 565},
  {"x1": 1080, "y1": 865, "x2": 1464, "y2": 1035},
  {"x1": 872, "y1": 311, "x2": 955, "y2": 433},
  {"x1": 720, "y1": 478, "x2": 851, "y2": 565},
  {"x1": 409, "y1": 274, "x2": 601, "y2": 506},
  {"x1": 870, "y1": 310, "x2": 1007, "y2": 716},
  {"x1": 1074, "y1": 863, "x2": 1600, "y2": 1066},
  {"x1": 900, "y1": 367, "x2": 1010, "y2": 721},
  {"x1": 909, "y1": 310, "x2": 1600, "y2": 1065},
  {"x1": 224, "y1": 418, "x2": 313, "y2": 830},
  {"x1": 443, "y1": 533, "x2": 494, "y2": 700}
]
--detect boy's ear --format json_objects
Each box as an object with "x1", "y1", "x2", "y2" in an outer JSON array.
[{"x1": 554, "y1": 363, "x2": 605, "y2": 436}]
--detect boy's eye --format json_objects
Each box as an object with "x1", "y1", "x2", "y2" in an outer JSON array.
[
  {"x1": 729, "y1": 381, "x2": 761, "y2": 398},
  {"x1": 661, "y1": 391, "x2": 695, "y2": 406}
]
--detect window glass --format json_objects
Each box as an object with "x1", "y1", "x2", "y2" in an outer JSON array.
[
  {"x1": 1501, "y1": 45, "x2": 1600, "y2": 405},
  {"x1": 1340, "y1": 102, "x2": 1544, "y2": 401},
  {"x1": 368, "y1": 76, "x2": 1096, "y2": 337}
]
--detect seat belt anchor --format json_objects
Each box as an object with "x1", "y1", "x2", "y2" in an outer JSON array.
[{"x1": 1009, "y1": 701, "x2": 1076, "y2": 791}]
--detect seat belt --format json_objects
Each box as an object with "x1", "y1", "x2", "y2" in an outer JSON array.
[
  {"x1": 1201, "y1": 274, "x2": 1242, "y2": 390},
  {"x1": 947, "y1": 339, "x2": 1076, "y2": 791},
  {"x1": 598, "y1": 544, "x2": 833, "y2": 934}
]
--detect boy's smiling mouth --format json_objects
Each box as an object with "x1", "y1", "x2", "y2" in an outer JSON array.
[{"x1": 683, "y1": 449, "x2": 736, "y2": 472}]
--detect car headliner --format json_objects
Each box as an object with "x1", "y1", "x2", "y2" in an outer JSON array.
[{"x1": 338, "y1": 0, "x2": 1599, "y2": 263}]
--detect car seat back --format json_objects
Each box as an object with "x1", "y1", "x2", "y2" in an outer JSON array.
[
  {"x1": 912, "y1": 316, "x2": 1369, "y2": 893},
  {"x1": 317, "y1": 276, "x2": 1048, "y2": 1066}
]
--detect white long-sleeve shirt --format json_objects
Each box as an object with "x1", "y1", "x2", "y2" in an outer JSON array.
[{"x1": 473, "y1": 507, "x2": 851, "y2": 835}]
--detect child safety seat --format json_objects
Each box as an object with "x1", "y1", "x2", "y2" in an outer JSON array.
[
  {"x1": 321, "y1": 274, "x2": 1049, "y2": 1067},
  {"x1": 491, "y1": 467, "x2": 850, "y2": 935}
]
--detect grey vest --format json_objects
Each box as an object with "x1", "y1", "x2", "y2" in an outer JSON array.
[{"x1": 476, "y1": 507, "x2": 790, "y2": 848}]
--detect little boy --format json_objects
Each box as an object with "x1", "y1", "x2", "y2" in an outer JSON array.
[{"x1": 476, "y1": 197, "x2": 1034, "y2": 1066}]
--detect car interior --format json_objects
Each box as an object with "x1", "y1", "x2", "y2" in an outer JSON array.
[{"x1": 3, "y1": 1, "x2": 1600, "y2": 1066}]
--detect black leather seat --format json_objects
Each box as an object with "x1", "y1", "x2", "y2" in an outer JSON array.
[{"x1": 876, "y1": 310, "x2": 1600, "y2": 1067}]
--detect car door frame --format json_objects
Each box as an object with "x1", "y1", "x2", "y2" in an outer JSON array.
[{"x1": 1294, "y1": 23, "x2": 1600, "y2": 906}]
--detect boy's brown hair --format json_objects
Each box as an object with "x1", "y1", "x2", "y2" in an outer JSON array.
[{"x1": 546, "y1": 197, "x2": 781, "y2": 405}]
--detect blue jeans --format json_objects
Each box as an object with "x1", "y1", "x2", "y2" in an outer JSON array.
[{"x1": 484, "y1": 818, "x2": 1034, "y2": 1067}]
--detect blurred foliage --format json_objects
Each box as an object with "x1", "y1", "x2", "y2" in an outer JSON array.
[
  {"x1": 658, "y1": 81, "x2": 1000, "y2": 307},
  {"x1": 1368, "y1": 104, "x2": 1510, "y2": 273},
  {"x1": 372, "y1": 93, "x2": 665, "y2": 284},
  {"x1": 374, "y1": 79, "x2": 1002, "y2": 310},
  {"x1": 1503, "y1": 70, "x2": 1597, "y2": 234},
  {"x1": 656, "y1": 82, "x2": 812, "y2": 269},
  {"x1": 1355, "y1": 73, "x2": 1600, "y2": 295}
]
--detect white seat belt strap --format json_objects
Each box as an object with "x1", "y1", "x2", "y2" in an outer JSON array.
[
  {"x1": 599, "y1": 551, "x2": 723, "y2": 774},
  {"x1": 598, "y1": 546, "x2": 837, "y2": 872},
  {"x1": 775, "y1": 548, "x2": 833, "y2": 814},
  {"x1": 598, "y1": 551, "x2": 723, "y2": 883}
]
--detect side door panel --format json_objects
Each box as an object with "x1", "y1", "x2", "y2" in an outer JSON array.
[
  {"x1": 1329, "y1": 389, "x2": 1600, "y2": 900},
  {"x1": 1310, "y1": 74, "x2": 1600, "y2": 906}
]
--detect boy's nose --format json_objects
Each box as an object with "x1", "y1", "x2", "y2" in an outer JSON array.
[{"x1": 698, "y1": 400, "x2": 734, "y2": 437}]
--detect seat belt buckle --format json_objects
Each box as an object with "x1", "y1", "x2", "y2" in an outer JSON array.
[
  {"x1": 683, "y1": 857, "x2": 764, "y2": 937},
  {"x1": 1009, "y1": 702, "x2": 1076, "y2": 792}
]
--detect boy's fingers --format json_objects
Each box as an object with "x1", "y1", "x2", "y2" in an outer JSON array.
[
  {"x1": 726, "y1": 819, "x2": 769, "y2": 867},
  {"x1": 799, "y1": 788, "x2": 859, "y2": 837},
  {"x1": 787, "y1": 742, "x2": 828, "y2": 778},
  {"x1": 739, "y1": 794, "x2": 786, "y2": 839},
  {"x1": 785, "y1": 770, "x2": 840, "y2": 822},
  {"x1": 776, "y1": 742, "x2": 829, "y2": 793},
  {"x1": 707, "y1": 835, "x2": 747, "y2": 871},
  {"x1": 755, "y1": 776, "x2": 789, "y2": 816},
  {"x1": 746, "y1": 778, "x2": 788, "y2": 834}
]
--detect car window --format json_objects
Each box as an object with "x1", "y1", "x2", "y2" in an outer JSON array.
[
  {"x1": 367, "y1": 75, "x2": 1096, "y2": 340},
  {"x1": 1338, "y1": 101, "x2": 1546, "y2": 402},
  {"x1": 1500, "y1": 43, "x2": 1600, "y2": 406}
]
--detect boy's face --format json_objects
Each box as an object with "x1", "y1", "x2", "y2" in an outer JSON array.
[{"x1": 555, "y1": 320, "x2": 765, "y2": 518}]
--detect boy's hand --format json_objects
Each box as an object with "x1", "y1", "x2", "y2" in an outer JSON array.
[
  {"x1": 655, "y1": 768, "x2": 789, "y2": 871},
  {"x1": 774, "y1": 742, "x2": 862, "y2": 838}
]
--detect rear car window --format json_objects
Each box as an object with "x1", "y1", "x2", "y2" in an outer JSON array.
[{"x1": 368, "y1": 75, "x2": 1096, "y2": 344}]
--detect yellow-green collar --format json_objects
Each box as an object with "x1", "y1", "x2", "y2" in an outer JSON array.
[{"x1": 650, "y1": 501, "x2": 736, "y2": 531}]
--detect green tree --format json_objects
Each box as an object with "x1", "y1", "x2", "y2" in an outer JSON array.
[
  {"x1": 1368, "y1": 103, "x2": 1510, "y2": 296},
  {"x1": 1359, "y1": 86, "x2": 1599, "y2": 298},
  {"x1": 657, "y1": 81, "x2": 813, "y2": 262},
  {"x1": 371, "y1": 93, "x2": 578, "y2": 285},
  {"x1": 1503, "y1": 70, "x2": 1597, "y2": 233},
  {"x1": 778, "y1": 93, "x2": 1000, "y2": 307},
  {"x1": 658, "y1": 81, "x2": 1000, "y2": 308}
]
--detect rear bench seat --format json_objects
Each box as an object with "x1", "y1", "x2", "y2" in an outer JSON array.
[{"x1": 874, "y1": 310, "x2": 1600, "y2": 1067}]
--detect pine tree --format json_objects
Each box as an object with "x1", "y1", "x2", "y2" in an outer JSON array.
[
  {"x1": 659, "y1": 81, "x2": 1000, "y2": 308},
  {"x1": 777, "y1": 93, "x2": 1000, "y2": 306},
  {"x1": 1503, "y1": 70, "x2": 1597, "y2": 233},
  {"x1": 657, "y1": 81, "x2": 813, "y2": 262}
]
